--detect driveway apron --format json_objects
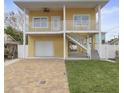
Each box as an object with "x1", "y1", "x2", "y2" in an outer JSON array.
[{"x1": 4, "y1": 59, "x2": 70, "y2": 93}]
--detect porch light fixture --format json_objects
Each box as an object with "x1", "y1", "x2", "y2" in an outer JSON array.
[{"x1": 43, "y1": 8, "x2": 50, "y2": 12}]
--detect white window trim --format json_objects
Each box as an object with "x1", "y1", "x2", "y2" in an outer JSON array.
[
  {"x1": 73, "y1": 14, "x2": 91, "y2": 30},
  {"x1": 32, "y1": 16, "x2": 49, "y2": 28}
]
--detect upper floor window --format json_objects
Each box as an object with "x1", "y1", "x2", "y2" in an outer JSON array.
[
  {"x1": 33, "y1": 17, "x2": 48, "y2": 28},
  {"x1": 74, "y1": 15, "x2": 90, "y2": 30}
]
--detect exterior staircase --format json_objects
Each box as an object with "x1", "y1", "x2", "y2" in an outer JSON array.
[
  {"x1": 66, "y1": 34, "x2": 100, "y2": 59},
  {"x1": 66, "y1": 34, "x2": 90, "y2": 57},
  {"x1": 66, "y1": 34, "x2": 87, "y2": 50}
]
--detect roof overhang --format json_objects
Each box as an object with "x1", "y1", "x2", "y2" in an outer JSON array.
[
  {"x1": 14, "y1": 0, "x2": 109, "y2": 11},
  {"x1": 26, "y1": 31, "x2": 64, "y2": 35},
  {"x1": 25, "y1": 31, "x2": 101, "y2": 35}
]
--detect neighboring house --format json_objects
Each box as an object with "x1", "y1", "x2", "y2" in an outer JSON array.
[
  {"x1": 108, "y1": 37, "x2": 119, "y2": 45},
  {"x1": 4, "y1": 33, "x2": 18, "y2": 59},
  {"x1": 14, "y1": 0, "x2": 109, "y2": 59}
]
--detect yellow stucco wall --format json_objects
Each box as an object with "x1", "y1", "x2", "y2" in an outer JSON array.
[
  {"x1": 29, "y1": 8, "x2": 96, "y2": 31},
  {"x1": 66, "y1": 8, "x2": 96, "y2": 30},
  {"x1": 29, "y1": 10, "x2": 63, "y2": 32},
  {"x1": 28, "y1": 35, "x2": 63, "y2": 57}
]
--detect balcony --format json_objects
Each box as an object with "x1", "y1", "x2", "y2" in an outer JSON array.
[
  {"x1": 26, "y1": 20, "x2": 98, "y2": 34},
  {"x1": 66, "y1": 20, "x2": 98, "y2": 33},
  {"x1": 29, "y1": 21, "x2": 63, "y2": 32}
]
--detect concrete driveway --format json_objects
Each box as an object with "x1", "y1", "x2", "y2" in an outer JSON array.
[{"x1": 5, "y1": 59, "x2": 70, "y2": 93}]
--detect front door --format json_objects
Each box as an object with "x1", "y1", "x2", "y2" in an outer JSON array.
[{"x1": 51, "y1": 16, "x2": 61, "y2": 31}]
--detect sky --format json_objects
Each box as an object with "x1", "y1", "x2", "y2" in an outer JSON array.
[
  {"x1": 101, "y1": 0, "x2": 119, "y2": 40},
  {"x1": 4, "y1": 0, "x2": 119, "y2": 41}
]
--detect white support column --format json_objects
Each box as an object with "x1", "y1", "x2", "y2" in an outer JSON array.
[
  {"x1": 63, "y1": 5, "x2": 66, "y2": 59},
  {"x1": 98, "y1": 5, "x2": 102, "y2": 58},
  {"x1": 23, "y1": 9, "x2": 26, "y2": 58}
]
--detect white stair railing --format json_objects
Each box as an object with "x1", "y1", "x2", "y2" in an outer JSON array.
[
  {"x1": 69, "y1": 34, "x2": 87, "y2": 48},
  {"x1": 66, "y1": 34, "x2": 88, "y2": 50}
]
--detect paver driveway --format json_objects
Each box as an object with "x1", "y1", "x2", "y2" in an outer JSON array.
[{"x1": 5, "y1": 59, "x2": 70, "y2": 93}]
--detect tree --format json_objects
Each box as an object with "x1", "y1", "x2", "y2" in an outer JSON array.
[
  {"x1": 4, "y1": 26, "x2": 23, "y2": 44},
  {"x1": 4, "y1": 10, "x2": 24, "y2": 32},
  {"x1": 4, "y1": 10, "x2": 28, "y2": 44}
]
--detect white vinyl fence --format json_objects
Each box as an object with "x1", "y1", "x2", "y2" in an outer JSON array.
[
  {"x1": 17, "y1": 45, "x2": 119, "y2": 59},
  {"x1": 18, "y1": 45, "x2": 28, "y2": 58},
  {"x1": 96, "y1": 44, "x2": 119, "y2": 59}
]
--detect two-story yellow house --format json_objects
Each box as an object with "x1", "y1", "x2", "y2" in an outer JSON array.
[{"x1": 14, "y1": 0, "x2": 109, "y2": 59}]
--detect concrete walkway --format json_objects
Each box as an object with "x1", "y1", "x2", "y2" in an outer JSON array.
[
  {"x1": 4, "y1": 59, "x2": 70, "y2": 93},
  {"x1": 4, "y1": 59, "x2": 20, "y2": 66}
]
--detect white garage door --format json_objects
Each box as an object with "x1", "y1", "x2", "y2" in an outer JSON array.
[{"x1": 35, "y1": 41, "x2": 54, "y2": 57}]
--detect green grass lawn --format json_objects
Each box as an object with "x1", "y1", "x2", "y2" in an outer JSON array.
[{"x1": 65, "y1": 60, "x2": 119, "y2": 93}]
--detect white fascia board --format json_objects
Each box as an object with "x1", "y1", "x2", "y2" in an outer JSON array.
[
  {"x1": 25, "y1": 31, "x2": 100, "y2": 34},
  {"x1": 66, "y1": 31, "x2": 99, "y2": 34},
  {"x1": 25, "y1": 31, "x2": 64, "y2": 35}
]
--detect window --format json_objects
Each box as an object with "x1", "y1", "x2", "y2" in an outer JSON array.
[
  {"x1": 82, "y1": 16, "x2": 89, "y2": 25},
  {"x1": 74, "y1": 16, "x2": 82, "y2": 25},
  {"x1": 33, "y1": 17, "x2": 48, "y2": 28},
  {"x1": 74, "y1": 15, "x2": 90, "y2": 30},
  {"x1": 33, "y1": 18, "x2": 41, "y2": 27}
]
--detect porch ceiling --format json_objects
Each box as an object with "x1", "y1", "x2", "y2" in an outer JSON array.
[{"x1": 14, "y1": 0, "x2": 109, "y2": 11}]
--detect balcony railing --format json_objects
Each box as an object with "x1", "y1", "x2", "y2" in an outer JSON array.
[
  {"x1": 27, "y1": 20, "x2": 98, "y2": 32},
  {"x1": 66, "y1": 20, "x2": 98, "y2": 31}
]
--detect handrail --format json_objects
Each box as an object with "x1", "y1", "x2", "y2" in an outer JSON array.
[
  {"x1": 69, "y1": 34, "x2": 87, "y2": 48},
  {"x1": 28, "y1": 20, "x2": 98, "y2": 32},
  {"x1": 66, "y1": 34, "x2": 88, "y2": 50}
]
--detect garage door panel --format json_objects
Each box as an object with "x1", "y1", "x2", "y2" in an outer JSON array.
[{"x1": 35, "y1": 41, "x2": 54, "y2": 57}]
